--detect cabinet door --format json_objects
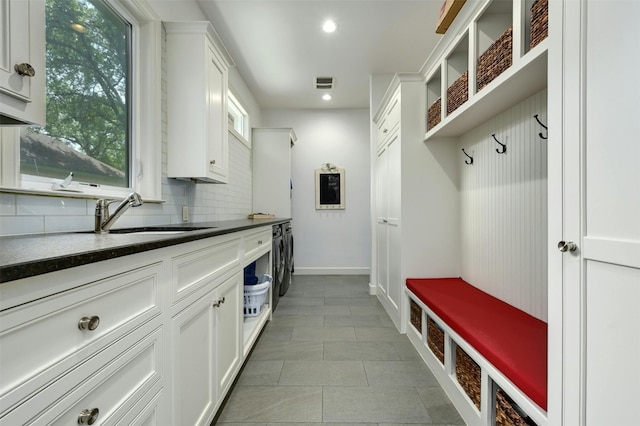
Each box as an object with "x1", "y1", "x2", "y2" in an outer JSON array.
[
  {"x1": 386, "y1": 133, "x2": 402, "y2": 313},
  {"x1": 171, "y1": 288, "x2": 217, "y2": 426},
  {"x1": 0, "y1": 0, "x2": 45, "y2": 125},
  {"x1": 376, "y1": 145, "x2": 389, "y2": 297},
  {"x1": 214, "y1": 272, "x2": 243, "y2": 397},
  {"x1": 206, "y1": 43, "x2": 228, "y2": 183}
]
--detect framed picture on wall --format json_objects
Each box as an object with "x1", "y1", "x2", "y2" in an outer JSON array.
[{"x1": 315, "y1": 166, "x2": 345, "y2": 210}]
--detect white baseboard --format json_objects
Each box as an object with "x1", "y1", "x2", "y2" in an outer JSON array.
[
  {"x1": 369, "y1": 282, "x2": 376, "y2": 295},
  {"x1": 293, "y1": 267, "x2": 370, "y2": 276}
]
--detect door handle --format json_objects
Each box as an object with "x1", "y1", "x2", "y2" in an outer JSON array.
[{"x1": 557, "y1": 241, "x2": 578, "y2": 253}]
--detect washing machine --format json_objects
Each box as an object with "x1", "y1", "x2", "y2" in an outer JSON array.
[
  {"x1": 271, "y1": 224, "x2": 286, "y2": 310},
  {"x1": 280, "y1": 221, "x2": 293, "y2": 296}
]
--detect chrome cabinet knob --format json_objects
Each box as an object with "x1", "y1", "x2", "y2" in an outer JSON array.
[
  {"x1": 78, "y1": 408, "x2": 99, "y2": 425},
  {"x1": 14, "y1": 63, "x2": 35, "y2": 77},
  {"x1": 78, "y1": 316, "x2": 100, "y2": 331},
  {"x1": 212, "y1": 297, "x2": 226, "y2": 307},
  {"x1": 557, "y1": 241, "x2": 578, "y2": 253},
  {"x1": 209, "y1": 160, "x2": 216, "y2": 165}
]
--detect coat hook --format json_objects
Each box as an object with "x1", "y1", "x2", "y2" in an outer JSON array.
[
  {"x1": 461, "y1": 148, "x2": 473, "y2": 165},
  {"x1": 534, "y1": 114, "x2": 548, "y2": 139},
  {"x1": 492, "y1": 134, "x2": 507, "y2": 154}
]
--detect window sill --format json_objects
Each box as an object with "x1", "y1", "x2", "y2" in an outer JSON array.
[
  {"x1": 0, "y1": 186, "x2": 165, "y2": 203},
  {"x1": 229, "y1": 128, "x2": 250, "y2": 149}
]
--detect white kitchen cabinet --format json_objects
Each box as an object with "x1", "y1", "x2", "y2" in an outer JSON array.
[
  {"x1": 165, "y1": 21, "x2": 234, "y2": 183},
  {"x1": 252, "y1": 128, "x2": 297, "y2": 218},
  {"x1": 170, "y1": 271, "x2": 242, "y2": 426},
  {"x1": 0, "y1": 0, "x2": 46, "y2": 126},
  {"x1": 373, "y1": 76, "x2": 459, "y2": 331},
  {"x1": 0, "y1": 260, "x2": 165, "y2": 426}
]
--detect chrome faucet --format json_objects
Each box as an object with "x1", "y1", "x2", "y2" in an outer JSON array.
[{"x1": 94, "y1": 192, "x2": 144, "y2": 233}]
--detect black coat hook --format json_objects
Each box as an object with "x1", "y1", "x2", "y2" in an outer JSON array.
[
  {"x1": 534, "y1": 114, "x2": 548, "y2": 139},
  {"x1": 461, "y1": 148, "x2": 473, "y2": 165},
  {"x1": 492, "y1": 134, "x2": 507, "y2": 154}
]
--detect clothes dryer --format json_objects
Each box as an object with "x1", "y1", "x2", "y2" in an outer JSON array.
[
  {"x1": 271, "y1": 224, "x2": 286, "y2": 310},
  {"x1": 280, "y1": 221, "x2": 293, "y2": 296}
]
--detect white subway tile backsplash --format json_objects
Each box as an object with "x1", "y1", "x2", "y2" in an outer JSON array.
[
  {"x1": 17, "y1": 195, "x2": 88, "y2": 216},
  {"x1": 0, "y1": 216, "x2": 45, "y2": 236},
  {"x1": 0, "y1": 194, "x2": 16, "y2": 215}
]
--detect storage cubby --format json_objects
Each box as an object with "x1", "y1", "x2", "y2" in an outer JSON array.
[
  {"x1": 410, "y1": 299, "x2": 422, "y2": 332},
  {"x1": 427, "y1": 316, "x2": 445, "y2": 365},
  {"x1": 476, "y1": 1, "x2": 513, "y2": 91},
  {"x1": 456, "y1": 344, "x2": 482, "y2": 410},
  {"x1": 426, "y1": 69, "x2": 442, "y2": 131},
  {"x1": 496, "y1": 386, "x2": 538, "y2": 426},
  {"x1": 528, "y1": 0, "x2": 548, "y2": 51},
  {"x1": 242, "y1": 251, "x2": 271, "y2": 354},
  {"x1": 446, "y1": 32, "x2": 469, "y2": 115},
  {"x1": 423, "y1": 0, "x2": 548, "y2": 141}
]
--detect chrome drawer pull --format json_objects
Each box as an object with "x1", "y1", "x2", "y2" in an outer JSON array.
[
  {"x1": 78, "y1": 408, "x2": 99, "y2": 425},
  {"x1": 257, "y1": 240, "x2": 263, "y2": 245},
  {"x1": 212, "y1": 297, "x2": 225, "y2": 307},
  {"x1": 78, "y1": 316, "x2": 100, "y2": 331}
]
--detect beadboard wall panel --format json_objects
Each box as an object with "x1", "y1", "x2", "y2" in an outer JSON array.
[{"x1": 458, "y1": 90, "x2": 547, "y2": 321}]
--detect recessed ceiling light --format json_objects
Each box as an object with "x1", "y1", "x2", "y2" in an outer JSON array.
[
  {"x1": 322, "y1": 20, "x2": 337, "y2": 33},
  {"x1": 322, "y1": 94, "x2": 332, "y2": 101}
]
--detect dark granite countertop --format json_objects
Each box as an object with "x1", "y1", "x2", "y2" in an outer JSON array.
[{"x1": 0, "y1": 218, "x2": 290, "y2": 283}]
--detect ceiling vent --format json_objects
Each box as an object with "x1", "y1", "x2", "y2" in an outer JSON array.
[{"x1": 315, "y1": 77, "x2": 334, "y2": 90}]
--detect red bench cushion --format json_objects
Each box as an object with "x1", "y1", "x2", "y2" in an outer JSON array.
[{"x1": 406, "y1": 277, "x2": 547, "y2": 411}]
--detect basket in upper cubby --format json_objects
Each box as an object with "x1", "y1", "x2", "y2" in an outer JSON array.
[
  {"x1": 530, "y1": 0, "x2": 548, "y2": 49},
  {"x1": 427, "y1": 98, "x2": 442, "y2": 130},
  {"x1": 447, "y1": 71, "x2": 469, "y2": 114},
  {"x1": 476, "y1": 27, "x2": 513, "y2": 92}
]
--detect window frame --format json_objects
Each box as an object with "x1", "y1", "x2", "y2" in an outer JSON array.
[
  {"x1": 0, "y1": 0, "x2": 162, "y2": 202},
  {"x1": 227, "y1": 88, "x2": 250, "y2": 149}
]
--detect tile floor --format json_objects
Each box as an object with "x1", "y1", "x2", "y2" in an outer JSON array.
[{"x1": 216, "y1": 275, "x2": 465, "y2": 425}]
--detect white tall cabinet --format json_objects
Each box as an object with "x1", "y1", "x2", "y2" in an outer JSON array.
[
  {"x1": 373, "y1": 74, "x2": 459, "y2": 331},
  {"x1": 252, "y1": 128, "x2": 296, "y2": 218}
]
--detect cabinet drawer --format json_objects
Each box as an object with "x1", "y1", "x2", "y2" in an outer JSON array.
[
  {"x1": 243, "y1": 228, "x2": 271, "y2": 263},
  {"x1": 2, "y1": 324, "x2": 162, "y2": 425},
  {"x1": 0, "y1": 263, "x2": 161, "y2": 413},
  {"x1": 171, "y1": 238, "x2": 241, "y2": 304}
]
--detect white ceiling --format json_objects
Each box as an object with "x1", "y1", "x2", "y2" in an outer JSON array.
[{"x1": 186, "y1": 0, "x2": 445, "y2": 110}]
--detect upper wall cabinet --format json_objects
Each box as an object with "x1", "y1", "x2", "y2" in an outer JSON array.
[
  {"x1": 424, "y1": 0, "x2": 548, "y2": 140},
  {"x1": 0, "y1": 0, "x2": 46, "y2": 126},
  {"x1": 165, "y1": 22, "x2": 234, "y2": 183}
]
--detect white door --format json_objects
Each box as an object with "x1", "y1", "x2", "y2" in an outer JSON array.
[
  {"x1": 551, "y1": 1, "x2": 640, "y2": 424},
  {"x1": 386, "y1": 133, "x2": 402, "y2": 314}
]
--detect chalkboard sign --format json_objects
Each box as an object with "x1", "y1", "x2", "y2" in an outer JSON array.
[{"x1": 315, "y1": 167, "x2": 345, "y2": 209}]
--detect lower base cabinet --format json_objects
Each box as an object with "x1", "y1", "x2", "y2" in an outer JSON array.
[
  {"x1": 0, "y1": 226, "x2": 272, "y2": 426},
  {"x1": 171, "y1": 271, "x2": 242, "y2": 426}
]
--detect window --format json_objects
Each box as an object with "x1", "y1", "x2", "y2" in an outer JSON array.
[
  {"x1": 22, "y1": 0, "x2": 131, "y2": 189},
  {"x1": 1, "y1": 0, "x2": 161, "y2": 200},
  {"x1": 228, "y1": 90, "x2": 249, "y2": 144}
]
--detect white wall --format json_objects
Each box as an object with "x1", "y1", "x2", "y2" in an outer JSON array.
[
  {"x1": 262, "y1": 109, "x2": 371, "y2": 275},
  {"x1": 459, "y1": 90, "x2": 548, "y2": 321}
]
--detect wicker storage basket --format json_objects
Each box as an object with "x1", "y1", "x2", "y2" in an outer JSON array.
[
  {"x1": 410, "y1": 299, "x2": 422, "y2": 332},
  {"x1": 530, "y1": 0, "x2": 548, "y2": 49},
  {"x1": 447, "y1": 71, "x2": 469, "y2": 114},
  {"x1": 427, "y1": 98, "x2": 442, "y2": 130},
  {"x1": 456, "y1": 345, "x2": 481, "y2": 409},
  {"x1": 496, "y1": 388, "x2": 538, "y2": 426},
  {"x1": 477, "y1": 27, "x2": 513, "y2": 91},
  {"x1": 427, "y1": 317, "x2": 445, "y2": 364}
]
